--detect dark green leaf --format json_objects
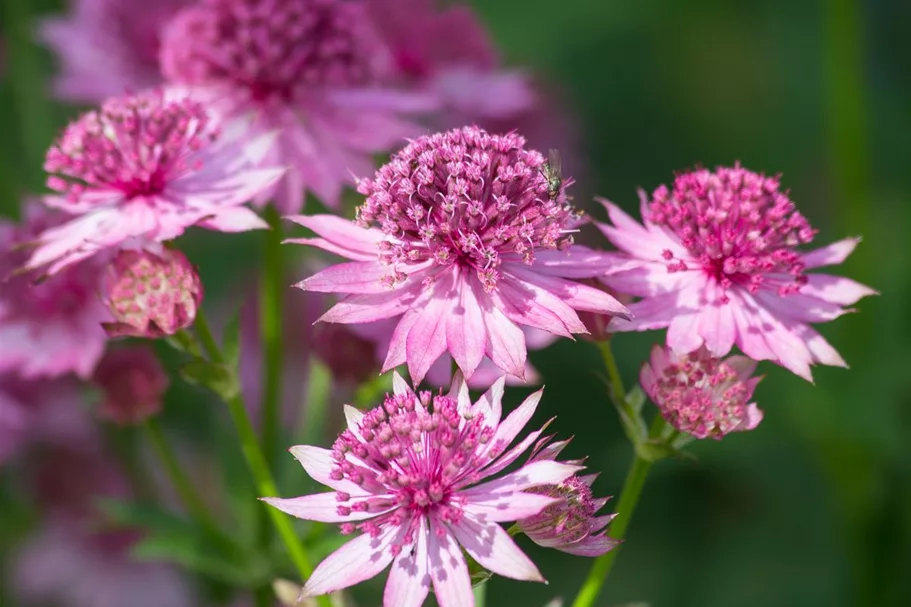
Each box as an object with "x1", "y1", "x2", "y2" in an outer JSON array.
[
  {"x1": 180, "y1": 360, "x2": 240, "y2": 399},
  {"x1": 222, "y1": 309, "x2": 242, "y2": 371}
]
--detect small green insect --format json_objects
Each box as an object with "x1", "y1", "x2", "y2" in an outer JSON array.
[{"x1": 541, "y1": 148, "x2": 563, "y2": 200}]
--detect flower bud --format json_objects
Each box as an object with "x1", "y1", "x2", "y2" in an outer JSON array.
[
  {"x1": 103, "y1": 248, "x2": 203, "y2": 338},
  {"x1": 92, "y1": 346, "x2": 168, "y2": 425},
  {"x1": 640, "y1": 345, "x2": 764, "y2": 439}
]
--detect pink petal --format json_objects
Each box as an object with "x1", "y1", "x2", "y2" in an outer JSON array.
[
  {"x1": 507, "y1": 265, "x2": 631, "y2": 319},
  {"x1": 298, "y1": 261, "x2": 391, "y2": 294},
  {"x1": 288, "y1": 446, "x2": 362, "y2": 493},
  {"x1": 483, "y1": 389, "x2": 543, "y2": 461},
  {"x1": 285, "y1": 215, "x2": 382, "y2": 261},
  {"x1": 320, "y1": 286, "x2": 420, "y2": 324},
  {"x1": 427, "y1": 520, "x2": 472, "y2": 607},
  {"x1": 461, "y1": 492, "x2": 559, "y2": 523},
  {"x1": 262, "y1": 493, "x2": 390, "y2": 523},
  {"x1": 382, "y1": 309, "x2": 422, "y2": 372},
  {"x1": 448, "y1": 371, "x2": 472, "y2": 415},
  {"x1": 802, "y1": 274, "x2": 877, "y2": 305},
  {"x1": 483, "y1": 305, "x2": 527, "y2": 379},
  {"x1": 463, "y1": 461, "x2": 582, "y2": 497},
  {"x1": 473, "y1": 376, "x2": 505, "y2": 426},
  {"x1": 666, "y1": 312, "x2": 704, "y2": 355},
  {"x1": 302, "y1": 526, "x2": 401, "y2": 598},
  {"x1": 197, "y1": 206, "x2": 269, "y2": 232},
  {"x1": 559, "y1": 533, "x2": 619, "y2": 557},
  {"x1": 801, "y1": 238, "x2": 860, "y2": 269},
  {"x1": 473, "y1": 422, "x2": 552, "y2": 484},
  {"x1": 449, "y1": 516, "x2": 544, "y2": 582},
  {"x1": 384, "y1": 517, "x2": 431, "y2": 607},
  {"x1": 445, "y1": 274, "x2": 487, "y2": 378},
  {"x1": 392, "y1": 371, "x2": 413, "y2": 396},
  {"x1": 733, "y1": 291, "x2": 814, "y2": 381},
  {"x1": 595, "y1": 198, "x2": 684, "y2": 261},
  {"x1": 496, "y1": 277, "x2": 583, "y2": 337},
  {"x1": 521, "y1": 245, "x2": 623, "y2": 278},
  {"x1": 787, "y1": 323, "x2": 848, "y2": 368},
  {"x1": 405, "y1": 271, "x2": 455, "y2": 383},
  {"x1": 343, "y1": 405, "x2": 366, "y2": 439}
]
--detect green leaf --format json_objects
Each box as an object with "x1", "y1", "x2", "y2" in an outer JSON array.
[
  {"x1": 180, "y1": 360, "x2": 240, "y2": 399},
  {"x1": 165, "y1": 331, "x2": 202, "y2": 357},
  {"x1": 222, "y1": 309, "x2": 242, "y2": 371},
  {"x1": 626, "y1": 385, "x2": 647, "y2": 414},
  {"x1": 634, "y1": 439, "x2": 679, "y2": 463}
]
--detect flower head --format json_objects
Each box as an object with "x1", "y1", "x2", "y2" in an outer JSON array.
[
  {"x1": 39, "y1": 0, "x2": 190, "y2": 103},
  {"x1": 26, "y1": 90, "x2": 280, "y2": 275},
  {"x1": 102, "y1": 248, "x2": 203, "y2": 338},
  {"x1": 517, "y1": 437, "x2": 618, "y2": 556},
  {"x1": 0, "y1": 204, "x2": 109, "y2": 379},
  {"x1": 640, "y1": 345, "x2": 764, "y2": 440},
  {"x1": 290, "y1": 126, "x2": 629, "y2": 383},
  {"x1": 92, "y1": 346, "x2": 168, "y2": 424},
  {"x1": 264, "y1": 373, "x2": 581, "y2": 606},
  {"x1": 598, "y1": 164, "x2": 876, "y2": 380},
  {"x1": 160, "y1": 0, "x2": 432, "y2": 213}
]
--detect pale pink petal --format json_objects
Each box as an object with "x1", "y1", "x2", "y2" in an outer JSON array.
[
  {"x1": 496, "y1": 277, "x2": 583, "y2": 337},
  {"x1": 801, "y1": 238, "x2": 860, "y2": 269},
  {"x1": 288, "y1": 446, "x2": 363, "y2": 494},
  {"x1": 595, "y1": 198, "x2": 685, "y2": 261},
  {"x1": 445, "y1": 273, "x2": 486, "y2": 378},
  {"x1": 666, "y1": 312, "x2": 705, "y2": 354},
  {"x1": 802, "y1": 274, "x2": 877, "y2": 305},
  {"x1": 302, "y1": 526, "x2": 401, "y2": 598},
  {"x1": 382, "y1": 309, "x2": 422, "y2": 372},
  {"x1": 427, "y1": 520, "x2": 472, "y2": 607},
  {"x1": 320, "y1": 286, "x2": 421, "y2": 324},
  {"x1": 507, "y1": 265, "x2": 631, "y2": 319},
  {"x1": 463, "y1": 461, "x2": 582, "y2": 497},
  {"x1": 788, "y1": 323, "x2": 848, "y2": 368},
  {"x1": 383, "y1": 517, "x2": 431, "y2": 607},
  {"x1": 261, "y1": 493, "x2": 388, "y2": 523},
  {"x1": 392, "y1": 371, "x2": 413, "y2": 397},
  {"x1": 447, "y1": 371, "x2": 472, "y2": 415},
  {"x1": 559, "y1": 534, "x2": 620, "y2": 557},
  {"x1": 521, "y1": 246, "x2": 626, "y2": 278},
  {"x1": 197, "y1": 206, "x2": 269, "y2": 232},
  {"x1": 461, "y1": 492, "x2": 559, "y2": 523},
  {"x1": 405, "y1": 270, "x2": 455, "y2": 383},
  {"x1": 285, "y1": 215, "x2": 382, "y2": 261},
  {"x1": 449, "y1": 516, "x2": 544, "y2": 582},
  {"x1": 483, "y1": 389, "x2": 543, "y2": 461},
  {"x1": 472, "y1": 376, "x2": 505, "y2": 426},
  {"x1": 483, "y1": 305, "x2": 527, "y2": 379},
  {"x1": 343, "y1": 405, "x2": 366, "y2": 439},
  {"x1": 297, "y1": 261, "x2": 391, "y2": 294}
]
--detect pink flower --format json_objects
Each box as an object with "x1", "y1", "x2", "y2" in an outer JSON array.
[
  {"x1": 289, "y1": 127, "x2": 630, "y2": 384},
  {"x1": 39, "y1": 0, "x2": 190, "y2": 103},
  {"x1": 597, "y1": 165, "x2": 876, "y2": 380},
  {"x1": 102, "y1": 248, "x2": 203, "y2": 338},
  {"x1": 160, "y1": 0, "x2": 434, "y2": 214},
  {"x1": 517, "y1": 437, "x2": 618, "y2": 557},
  {"x1": 0, "y1": 381, "x2": 27, "y2": 465},
  {"x1": 0, "y1": 204, "x2": 109, "y2": 379},
  {"x1": 92, "y1": 346, "x2": 168, "y2": 424},
  {"x1": 25, "y1": 90, "x2": 281, "y2": 275},
  {"x1": 368, "y1": 0, "x2": 534, "y2": 124},
  {"x1": 264, "y1": 373, "x2": 581, "y2": 606},
  {"x1": 640, "y1": 345, "x2": 764, "y2": 440}
]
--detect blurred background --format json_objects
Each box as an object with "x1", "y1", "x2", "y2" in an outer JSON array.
[{"x1": 1, "y1": 0, "x2": 909, "y2": 606}]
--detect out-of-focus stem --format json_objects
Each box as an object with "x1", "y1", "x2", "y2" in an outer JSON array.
[{"x1": 260, "y1": 206, "x2": 285, "y2": 470}]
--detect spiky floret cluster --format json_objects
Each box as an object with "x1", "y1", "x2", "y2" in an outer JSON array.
[
  {"x1": 103, "y1": 248, "x2": 203, "y2": 338},
  {"x1": 355, "y1": 126, "x2": 578, "y2": 292},
  {"x1": 44, "y1": 91, "x2": 215, "y2": 201},
  {"x1": 162, "y1": 0, "x2": 385, "y2": 102},
  {"x1": 649, "y1": 164, "x2": 816, "y2": 300},
  {"x1": 640, "y1": 346, "x2": 763, "y2": 440}
]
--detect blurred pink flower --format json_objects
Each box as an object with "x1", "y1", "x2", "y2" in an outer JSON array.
[
  {"x1": 369, "y1": 0, "x2": 534, "y2": 124},
  {"x1": 25, "y1": 90, "x2": 281, "y2": 275},
  {"x1": 0, "y1": 204, "x2": 109, "y2": 379},
  {"x1": 640, "y1": 345, "x2": 764, "y2": 440},
  {"x1": 597, "y1": 165, "x2": 876, "y2": 380},
  {"x1": 160, "y1": 0, "x2": 434, "y2": 214},
  {"x1": 92, "y1": 346, "x2": 168, "y2": 424},
  {"x1": 289, "y1": 127, "x2": 629, "y2": 384},
  {"x1": 264, "y1": 373, "x2": 580, "y2": 606},
  {"x1": 39, "y1": 0, "x2": 190, "y2": 103},
  {"x1": 518, "y1": 437, "x2": 618, "y2": 557},
  {"x1": 102, "y1": 248, "x2": 203, "y2": 338},
  {"x1": 0, "y1": 382, "x2": 27, "y2": 465}
]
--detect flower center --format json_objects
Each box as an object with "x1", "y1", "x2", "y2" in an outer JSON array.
[
  {"x1": 655, "y1": 350, "x2": 749, "y2": 439},
  {"x1": 329, "y1": 391, "x2": 494, "y2": 541},
  {"x1": 44, "y1": 91, "x2": 214, "y2": 202},
  {"x1": 356, "y1": 126, "x2": 579, "y2": 292},
  {"x1": 648, "y1": 165, "x2": 817, "y2": 299},
  {"x1": 162, "y1": 0, "x2": 383, "y2": 103}
]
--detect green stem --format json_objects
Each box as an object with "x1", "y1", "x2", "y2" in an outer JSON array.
[
  {"x1": 194, "y1": 311, "x2": 331, "y2": 607},
  {"x1": 570, "y1": 453, "x2": 653, "y2": 607},
  {"x1": 144, "y1": 418, "x2": 237, "y2": 555},
  {"x1": 597, "y1": 340, "x2": 626, "y2": 400},
  {"x1": 596, "y1": 340, "x2": 647, "y2": 443},
  {"x1": 260, "y1": 206, "x2": 285, "y2": 470},
  {"x1": 472, "y1": 582, "x2": 487, "y2": 607}
]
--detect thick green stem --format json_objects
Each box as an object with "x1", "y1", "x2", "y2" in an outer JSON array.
[
  {"x1": 194, "y1": 311, "x2": 331, "y2": 607},
  {"x1": 472, "y1": 582, "x2": 488, "y2": 607},
  {"x1": 260, "y1": 206, "x2": 285, "y2": 470},
  {"x1": 144, "y1": 418, "x2": 238, "y2": 555},
  {"x1": 570, "y1": 453, "x2": 653, "y2": 607}
]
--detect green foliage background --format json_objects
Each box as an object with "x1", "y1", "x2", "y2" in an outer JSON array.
[{"x1": 1, "y1": 1, "x2": 909, "y2": 606}]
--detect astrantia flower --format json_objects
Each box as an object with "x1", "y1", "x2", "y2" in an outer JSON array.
[
  {"x1": 39, "y1": 0, "x2": 190, "y2": 103},
  {"x1": 102, "y1": 248, "x2": 203, "y2": 338},
  {"x1": 264, "y1": 373, "x2": 581, "y2": 606},
  {"x1": 289, "y1": 126, "x2": 630, "y2": 383},
  {"x1": 640, "y1": 345, "x2": 763, "y2": 440},
  {"x1": 160, "y1": 0, "x2": 433, "y2": 214},
  {"x1": 598, "y1": 164, "x2": 876, "y2": 380},
  {"x1": 25, "y1": 90, "x2": 281, "y2": 275},
  {"x1": 518, "y1": 437, "x2": 618, "y2": 556},
  {"x1": 368, "y1": 0, "x2": 533, "y2": 124},
  {"x1": 0, "y1": 204, "x2": 109, "y2": 379},
  {"x1": 92, "y1": 346, "x2": 168, "y2": 424}
]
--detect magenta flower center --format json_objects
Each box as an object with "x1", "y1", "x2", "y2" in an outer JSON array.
[
  {"x1": 44, "y1": 92, "x2": 214, "y2": 202},
  {"x1": 356, "y1": 126, "x2": 579, "y2": 292},
  {"x1": 647, "y1": 165, "x2": 817, "y2": 298},
  {"x1": 653, "y1": 351, "x2": 751, "y2": 439},
  {"x1": 163, "y1": 0, "x2": 382, "y2": 103},
  {"x1": 330, "y1": 391, "x2": 494, "y2": 550}
]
